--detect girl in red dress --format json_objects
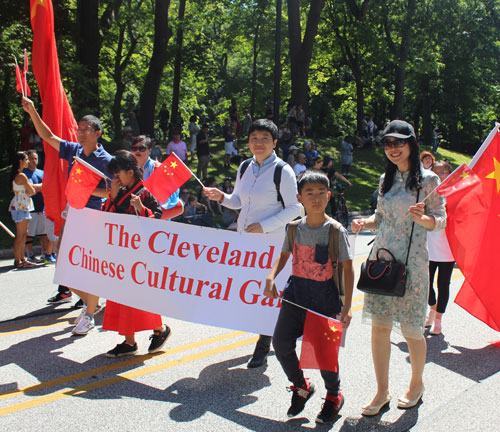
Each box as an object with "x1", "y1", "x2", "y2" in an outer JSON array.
[{"x1": 102, "y1": 150, "x2": 171, "y2": 357}]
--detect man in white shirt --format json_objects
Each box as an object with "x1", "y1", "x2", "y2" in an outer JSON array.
[
  {"x1": 293, "y1": 153, "x2": 307, "y2": 177},
  {"x1": 204, "y1": 119, "x2": 301, "y2": 367}
]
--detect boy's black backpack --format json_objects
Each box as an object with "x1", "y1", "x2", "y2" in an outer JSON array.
[{"x1": 238, "y1": 158, "x2": 287, "y2": 208}]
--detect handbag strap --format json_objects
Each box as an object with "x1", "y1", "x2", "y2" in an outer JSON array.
[
  {"x1": 369, "y1": 188, "x2": 420, "y2": 264},
  {"x1": 404, "y1": 189, "x2": 420, "y2": 266}
]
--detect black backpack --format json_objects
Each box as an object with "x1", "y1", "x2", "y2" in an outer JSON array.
[{"x1": 238, "y1": 158, "x2": 287, "y2": 209}]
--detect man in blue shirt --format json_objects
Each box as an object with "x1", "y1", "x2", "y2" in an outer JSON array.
[{"x1": 22, "y1": 97, "x2": 112, "y2": 336}]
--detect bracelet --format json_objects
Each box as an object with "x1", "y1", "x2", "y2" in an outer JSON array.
[{"x1": 218, "y1": 194, "x2": 224, "y2": 203}]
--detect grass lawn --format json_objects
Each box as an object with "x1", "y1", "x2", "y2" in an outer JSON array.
[{"x1": 0, "y1": 137, "x2": 474, "y2": 249}]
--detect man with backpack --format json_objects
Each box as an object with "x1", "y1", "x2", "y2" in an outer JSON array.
[{"x1": 204, "y1": 119, "x2": 301, "y2": 367}]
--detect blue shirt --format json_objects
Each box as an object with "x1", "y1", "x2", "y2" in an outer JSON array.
[
  {"x1": 59, "y1": 140, "x2": 113, "y2": 210},
  {"x1": 142, "y1": 158, "x2": 180, "y2": 212},
  {"x1": 23, "y1": 168, "x2": 44, "y2": 212}
]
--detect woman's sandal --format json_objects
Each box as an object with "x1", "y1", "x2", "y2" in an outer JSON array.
[{"x1": 15, "y1": 260, "x2": 37, "y2": 269}]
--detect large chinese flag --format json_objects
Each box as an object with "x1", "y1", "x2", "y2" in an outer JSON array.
[
  {"x1": 444, "y1": 127, "x2": 500, "y2": 331},
  {"x1": 143, "y1": 153, "x2": 192, "y2": 203},
  {"x1": 299, "y1": 311, "x2": 342, "y2": 372},
  {"x1": 30, "y1": 0, "x2": 78, "y2": 235}
]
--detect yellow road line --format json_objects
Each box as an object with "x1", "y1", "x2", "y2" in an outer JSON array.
[
  {"x1": 0, "y1": 330, "x2": 244, "y2": 401},
  {"x1": 0, "y1": 335, "x2": 258, "y2": 417}
]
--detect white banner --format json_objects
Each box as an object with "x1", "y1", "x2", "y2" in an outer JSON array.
[{"x1": 55, "y1": 208, "x2": 292, "y2": 335}]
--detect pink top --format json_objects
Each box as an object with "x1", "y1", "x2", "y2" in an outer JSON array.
[{"x1": 166, "y1": 140, "x2": 188, "y2": 162}]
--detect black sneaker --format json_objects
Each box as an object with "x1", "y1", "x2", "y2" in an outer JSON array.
[
  {"x1": 47, "y1": 291, "x2": 72, "y2": 304},
  {"x1": 74, "y1": 298, "x2": 84, "y2": 309},
  {"x1": 316, "y1": 393, "x2": 344, "y2": 424},
  {"x1": 106, "y1": 342, "x2": 138, "y2": 358},
  {"x1": 148, "y1": 326, "x2": 171, "y2": 353},
  {"x1": 287, "y1": 381, "x2": 315, "y2": 417}
]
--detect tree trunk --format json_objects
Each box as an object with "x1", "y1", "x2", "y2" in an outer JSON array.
[
  {"x1": 75, "y1": 0, "x2": 100, "y2": 114},
  {"x1": 391, "y1": 0, "x2": 416, "y2": 119},
  {"x1": 421, "y1": 76, "x2": 433, "y2": 147},
  {"x1": 171, "y1": 0, "x2": 186, "y2": 127},
  {"x1": 287, "y1": 0, "x2": 325, "y2": 109},
  {"x1": 273, "y1": 0, "x2": 282, "y2": 126},
  {"x1": 250, "y1": 10, "x2": 263, "y2": 119},
  {"x1": 138, "y1": 0, "x2": 171, "y2": 136}
]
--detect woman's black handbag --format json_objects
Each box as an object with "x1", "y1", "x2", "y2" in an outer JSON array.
[
  {"x1": 357, "y1": 190, "x2": 419, "y2": 297},
  {"x1": 357, "y1": 247, "x2": 409, "y2": 297}
]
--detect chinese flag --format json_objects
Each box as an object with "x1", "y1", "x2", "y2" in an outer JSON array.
[
  {"x1": 30, "y1": 0, "x2": 78, "y2": 234},
  {"x1": 445, "y1": 128, "x2": 500, "y2": 331},
  {"x1": 299, "y1": 311, "x2": 342, "y2": 372},
  {"x1": 143, "y1": 153, "x2": 192, "y2": 203},
  {"x1": 435, "y1": 164, "x2": 481, "y2": 197},
  {"x1": 65, "y1": 161, "x2": 102, "y2": 209},
  {"x1": 15, "y1": 53, "x2": 31, "y2": 97},
  {"x1": 23, "y1": 49, "x2": 32, "y2": 97}
]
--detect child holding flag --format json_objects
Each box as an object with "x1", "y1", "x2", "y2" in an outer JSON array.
[{"x1": 264, "y1": 170, "x2": 354, "y2": 424}]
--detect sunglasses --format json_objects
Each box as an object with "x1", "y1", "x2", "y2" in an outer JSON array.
[
  {"x1": 131, "y1": 146, "x2": 148, "y2": 152},
  {"x1": 382, "y1": 139, "x2": 407, "y2": 149}
]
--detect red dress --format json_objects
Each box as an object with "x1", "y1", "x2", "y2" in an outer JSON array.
[{"x1": 101, "y1": 180, "x2": 163, "y2": 335}]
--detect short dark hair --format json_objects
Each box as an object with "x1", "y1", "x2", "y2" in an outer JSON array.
[
  {"x1": 132, "y1": 135, "x2": 152, "y2": 149},
  {"x1": 79, "y1": 115, "x2": 102, "y2": 132},
  {"x1": 108, "y1": 150, "x2": 143, "y2": 180},
  {"x1": 26, "y1": 149, "x2": 38, "y2": 157},
  {"x1": 297, "y1": 169, "x2": 330, "y2": 193},
  {"x1": 248, "y1": 119, "x2": 278, "y2": 140}
]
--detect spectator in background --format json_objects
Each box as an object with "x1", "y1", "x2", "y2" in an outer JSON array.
[
  {"x1": 188, "y1": 115, "x2": 200, "y2": 162},
  {"x1": 126, "y1": 112, "x2": 140, "y2": 137},
  {"x1": 293, "y1": 153, "x2": 307, "y2": 177},
  {"x1": 9, "y1": 152, "x2": 36, "y2": 269},
  {"x1": 242, "y1": 109, "x2": 252, "y2": 138},
  {"x1": 303, "y1": 141, "x2": 315, "y2": 167},
  {"x1": 166, "y1": 130, "x2": 188, "y2": 163},
  {"x1": 150, "y1": 139, "x2": 163, "y2": 162},
  {"x1": 184, "y1": 195, "x2": 208, "y2": 217},
  {"x1": 320, "y1": 155, "x2": 352, "y2": 217},
  {"x1": 121, "y1": 126, "x2": 134, "y2": 150},
  {"x1": 265, "y1": 102, "x2": 274, "y2": 120},
  {"x1": 198, "y1": 178, "x2": 221, "y2": 215},
  {"x1": 287, "y1": 145, "x2": 299, "y2": 168},
  {"x1": 180, "y1": 188, "x2": 191, "y2": 205},
  {"x1": 223, "y1": 117, "x2": 236, "y2": 167},
  {"x1": 340, "y1": 136, "x2": 354, "y2": 177},
  {"x1": 196, "y1": 124, "x2": 211, "y2": 181},
  {"x1": 420, "y1": 151, "x2": 435, "y2": 170},
  {"x1": 368, "y1": 116, "x2": 376, "y2": 140},
  {"x1": 296, "y1": 105, "x2": 305, "y2": 137},
  {"x1": 158, "y1": 104, "x2": 170, "y2": 141},
  {"x1": 23, "y1": 150, "x2": 54, "y2": 264}
]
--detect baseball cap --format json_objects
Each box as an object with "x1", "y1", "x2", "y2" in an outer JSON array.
[
  {"x1": 289, "y1": 145, "x2": 299, "y2": 151},
  {"x1": 382, "y1": 120, "x2": 416, "y2": 140}
]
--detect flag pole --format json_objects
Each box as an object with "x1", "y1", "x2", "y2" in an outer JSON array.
[
  {"x1": 14, "y1": 56, "x2": 25, "y2": 97},
  {"x1": 0, "y1": 220, "x2": 15, "y2": 238}
]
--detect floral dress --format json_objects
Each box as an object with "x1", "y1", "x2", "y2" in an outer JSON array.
[{"x1": 362, "y1": 168, "x2": 446, "y2": 338}]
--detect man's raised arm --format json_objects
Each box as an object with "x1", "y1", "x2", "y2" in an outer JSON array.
[{"x1": 21, "y1": 97, "x2": 62, "y2": 151}]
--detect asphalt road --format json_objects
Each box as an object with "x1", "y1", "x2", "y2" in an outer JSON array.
[{"x1": 0, "y1": 232, "x2": 499, "y2": 432}]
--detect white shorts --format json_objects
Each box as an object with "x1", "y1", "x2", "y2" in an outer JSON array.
[
  {"x1": 27, "y1": 212, "x2": 47, "y2": 237},
  {"x1": 190, "y1": 135, "x2": 197, "y2": 152},
  {"x1": 224, "y1": 141, "x2": 238, "y2": 155},
  {"x1": 44, "y1": 217, "x2": 58, "y2": 242}
]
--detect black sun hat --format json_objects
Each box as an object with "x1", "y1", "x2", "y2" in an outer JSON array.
[{"x1": 382, "y1": 120, "x2": 416, "y2": 140}]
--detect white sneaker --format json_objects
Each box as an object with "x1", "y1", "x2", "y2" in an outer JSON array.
[
  {"x1": 72, "y1": 315, "x2": 94, "y2": 335},
  {"x1": 72, "y1": 306, "x2": 87, "y2": 325}
]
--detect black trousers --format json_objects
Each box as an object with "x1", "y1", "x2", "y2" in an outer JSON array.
[
  {"x1": 273, "y1": 301, "x2": 340, "y2": 396},
  {"x1": 428, "y1": 261, "x2": 455, "y2": 313}
]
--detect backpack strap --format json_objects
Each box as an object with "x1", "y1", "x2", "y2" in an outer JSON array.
[
  {"x1": 274, "y1": 160, "x2": 287, "y2": 209},
  {"x1": 328, "y1": 219, "x2": 345, "y2": 302},
  {"x1": 286, "y1": 219, "x2": 300, "y2": 251},
  {"x1": 238, "y1": 158, "x2": 253, "y2": 180}
]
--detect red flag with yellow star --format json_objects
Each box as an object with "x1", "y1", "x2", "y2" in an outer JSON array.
[
  {"x1": 445, "y1": 127, "x2": 500, "y2": 331},
  {"x1": 65, "y1": 160, "x2": 102, "y2": 209},
  {"x1": 30, "y1": 0, "x2": 78, "y2": 233},
  {"x1": 435, "y1": 164, "x2": 481, "y2": 197},
  {"x1": 143, "y1": 153, "x2": 192, "y2": 203},
  {"x1": 299, "y1": 311, "x2": 342, "y2": 372}
]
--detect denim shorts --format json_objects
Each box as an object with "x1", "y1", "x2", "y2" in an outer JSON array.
[{"x1": 11, "y1": 210, "x2": 32, "y2": 223}]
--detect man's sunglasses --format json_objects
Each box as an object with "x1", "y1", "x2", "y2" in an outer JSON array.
[
  {"x1": 382, "y1": 139, "x2": 407, "y2": 149},
  {"x1": 131, "y1": 146, "x2": 148, "y2": 152}
]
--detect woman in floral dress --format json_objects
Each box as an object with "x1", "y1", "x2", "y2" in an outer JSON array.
[{"x1": 352, "y1": 120, "x2": 446, "y2": 415}]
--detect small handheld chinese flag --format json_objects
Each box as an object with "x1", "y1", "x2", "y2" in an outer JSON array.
[
  {"x1": 143, "y1": 153, "x2": 192, "y2": 203},
  {"x1": 15, "y1": 52, "x2": 31, "y2": 97},
  {"x1": 435, "y1": 164, "x2": 481, "y2": 198},
  {"x1": 299, "y1": 311, "x2": 343, "y2": 372},
  {"x1": 65, "y1": 160, "x2": 103, "y2": 209}
]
